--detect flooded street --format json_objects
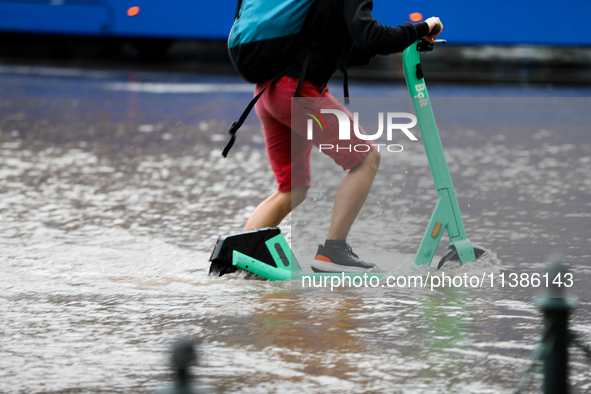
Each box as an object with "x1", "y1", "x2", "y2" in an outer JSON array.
[{"x1": 1, "y1": 65, "x2": 590, "y2": 393}]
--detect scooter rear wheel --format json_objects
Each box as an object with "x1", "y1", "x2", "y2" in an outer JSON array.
[{"x1": 437, "y1": 244, "x2": 487, "y2": 270}]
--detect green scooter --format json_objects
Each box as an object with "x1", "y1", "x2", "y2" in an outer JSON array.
[
  {"x1": 402, "y1": 29, "x2": 486, "y2": 269},
  {"x1": 209, "y1": 31, "x2": 485, "y2": 279}
]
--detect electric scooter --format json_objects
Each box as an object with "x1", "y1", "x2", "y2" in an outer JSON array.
[
  {"x1": 209, "y1": 31, "x2": 485, "y2": 279},
  {"x1": 402, "y1": 29, "x2": 486, "y2": 269}
]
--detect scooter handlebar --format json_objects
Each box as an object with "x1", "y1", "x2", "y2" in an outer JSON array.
[{"x1": 429, "y1": 24, "x2": 441, "y2": 37}]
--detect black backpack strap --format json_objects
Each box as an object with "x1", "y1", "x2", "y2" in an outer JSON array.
[
  {"x1": 294, "y1": 52, "x2": 311, "y2": 98},
  {"x1": 222, "y1": 52, "x2": 312, "y2": 158},
  {"x1": 340, "y1": 43, "x2": 354, "y2": 105},
  {"x1": 222, "y1": 90, "x2": 262, "y2": 158},
  {"x1": 234, "y1": 0, "x2": 242, "y2": 18},
  {"x1": 222, "y1": 71, "x2": 289, "y2": 157},
  {"x1": 343, "y1": 68, "x2": 350, "y2": 104}
]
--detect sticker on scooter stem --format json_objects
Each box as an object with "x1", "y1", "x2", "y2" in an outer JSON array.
[{"x1": 415, "y1": 83, "x2": 429, "y2": 107}]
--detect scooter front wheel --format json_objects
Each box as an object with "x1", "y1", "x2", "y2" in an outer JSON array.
[{"x1": 437, "y1": 244, "x2": 487, "y2": 270}]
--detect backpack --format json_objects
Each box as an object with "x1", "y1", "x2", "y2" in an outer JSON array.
[
  {"x1": 228, "y1": 0, "x2": 319, "y2": 83},
  {"x1": 222, "y1": 0, "x2": 320, "y2": 157},
  {"x1": 222, "y1": 0, "x2": 367, "y2": 157}
]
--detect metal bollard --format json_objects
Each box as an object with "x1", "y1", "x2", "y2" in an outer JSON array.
[
  {"x1": 534, "y1": 259, "x2": 578, "y2": 394},
  {"x1": 155, "y1": 337, "x2": 213, "y2": 394}
]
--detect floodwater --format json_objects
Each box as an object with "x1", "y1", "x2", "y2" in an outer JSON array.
[{"x1": 1, "y1": 65, "x2": 590, "y2": 393}]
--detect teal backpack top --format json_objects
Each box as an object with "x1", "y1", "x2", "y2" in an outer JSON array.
[{"x1": 222, "y1": 0, "x2": 322, "y2": 157}]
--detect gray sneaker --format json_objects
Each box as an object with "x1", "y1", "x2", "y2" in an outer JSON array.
[{"x1": 311, "y1": 243, "x2": 378, "y2": 273}]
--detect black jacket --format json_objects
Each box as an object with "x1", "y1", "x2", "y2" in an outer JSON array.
[{"x1": 286, "y1": 0, "x2": 429, "y2": 85}]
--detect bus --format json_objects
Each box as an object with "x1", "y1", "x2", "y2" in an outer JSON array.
[{"x1": 0, "y1": 0, "x2": 588, "y2": 50}]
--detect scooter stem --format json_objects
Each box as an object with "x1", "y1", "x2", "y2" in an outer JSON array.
[{"x1": 402, "y1": 40, "x2": 477, "y2": 266}]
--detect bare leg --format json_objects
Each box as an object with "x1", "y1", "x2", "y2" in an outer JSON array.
[
  {"x1": 243, "y1": 186, "x2": 308, "y2": 231},
  {"x1": 327, "y1": 149, "x2": 380, "y2": 240}
]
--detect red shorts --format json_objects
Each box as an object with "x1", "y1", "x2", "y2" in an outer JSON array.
[{"x1": 254, "y1": 76, "x2": 374, "y2": 192}]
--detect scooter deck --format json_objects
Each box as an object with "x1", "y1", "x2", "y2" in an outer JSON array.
[{"x1": 233, "y1": 249, "x2": 384, "y2": 281}]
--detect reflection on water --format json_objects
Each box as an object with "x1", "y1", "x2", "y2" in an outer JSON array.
[{"x1": 0, "y1": 69, "x2": 590, "y2": 393}]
